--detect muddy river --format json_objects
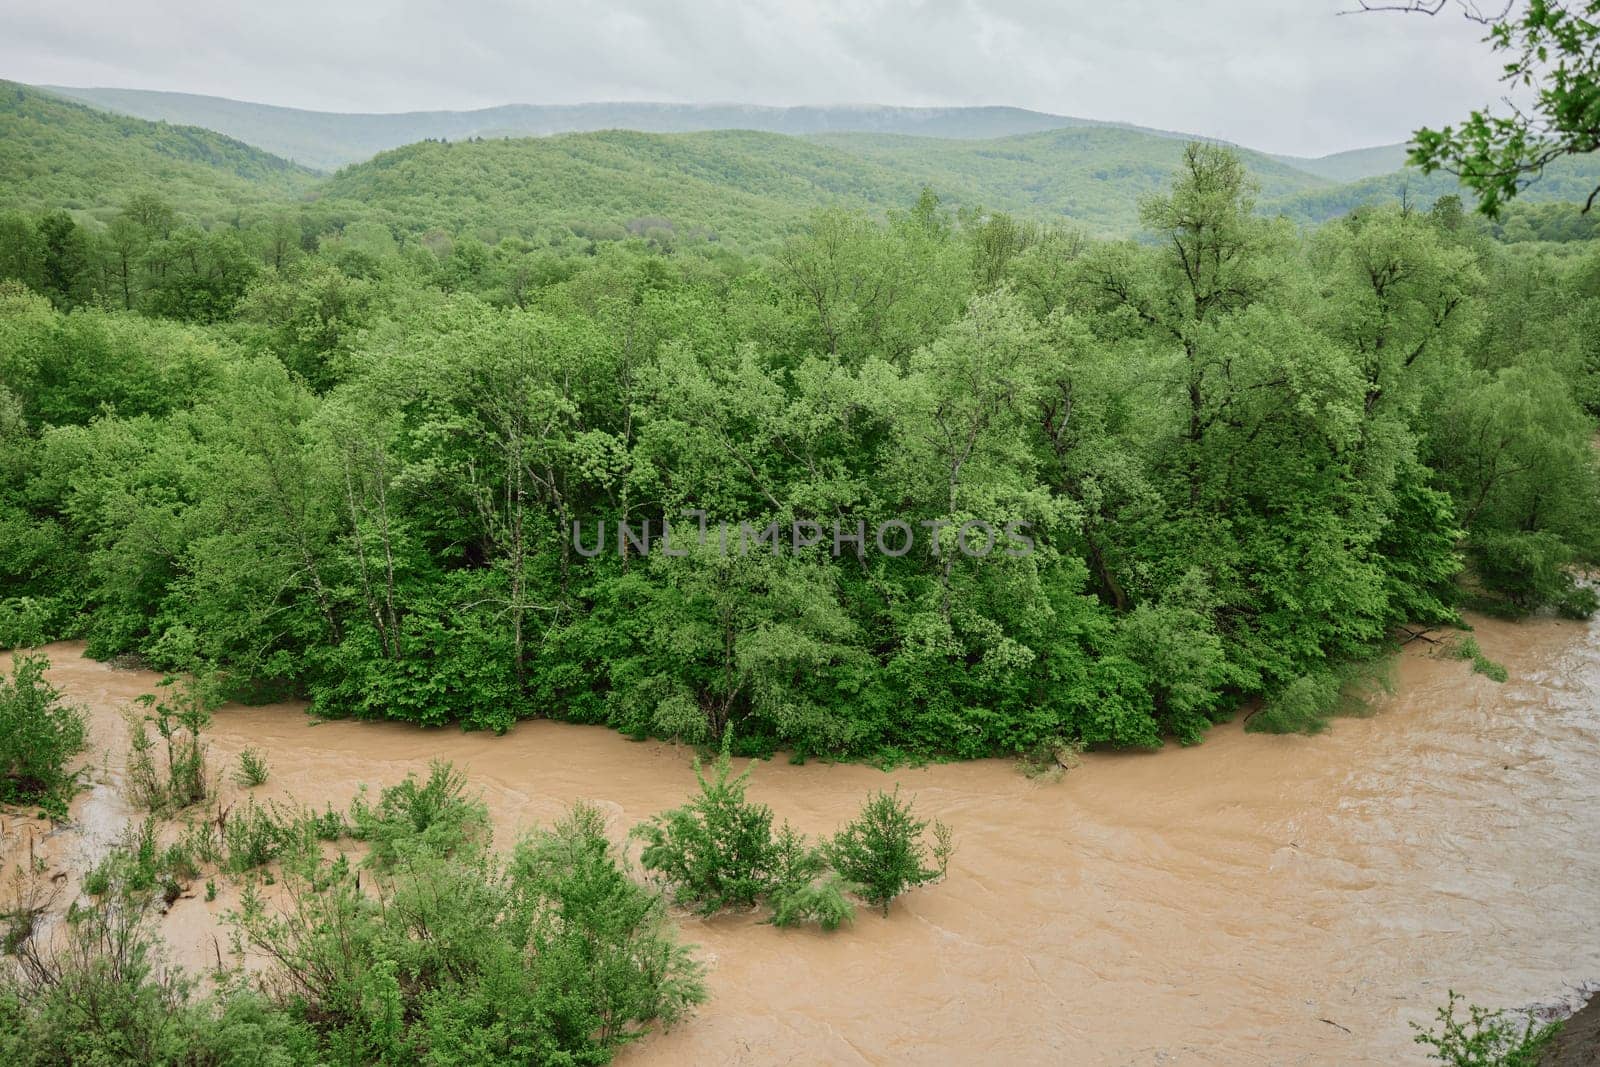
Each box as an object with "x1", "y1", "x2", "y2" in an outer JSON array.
[{"x1": 4, "y1": 610, "x2": 1597, "y2": 1064}]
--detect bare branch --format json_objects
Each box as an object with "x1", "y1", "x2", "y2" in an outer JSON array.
[{"x1": 1342, "y1": 0, "x2": 1513, "y2": 21}]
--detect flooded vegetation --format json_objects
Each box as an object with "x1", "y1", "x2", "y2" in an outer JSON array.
[{"x1": 2, "y1": 608, "x2": 1594, "y2": 1063}]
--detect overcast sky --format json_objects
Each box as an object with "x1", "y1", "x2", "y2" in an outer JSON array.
[{"x1": 1, "y1": 0, "x2": 1509, "y2": 157}]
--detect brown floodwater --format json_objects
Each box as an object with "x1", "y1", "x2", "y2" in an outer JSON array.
[{"x1": 5, "y1": 610, "x2": 1598, "y2": 1065}]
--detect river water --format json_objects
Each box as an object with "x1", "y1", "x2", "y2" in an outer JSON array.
[{"x1": 5, "y1": 609, "x2": 1598, "y2": 1065}]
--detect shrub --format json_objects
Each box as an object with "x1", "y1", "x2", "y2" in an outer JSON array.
[
  {"x1": 350, "y1": 760, "x2": 489, "y2": 869},
  {"x1": 0, "y1": 881, "x2": 318, "y2": 1066},
  {"x1": 220, "y1": 800, "x2": 293, "y2": 873},
  {"x1": 1450, "y1": 636, "x2": 1509, "y2": 683},
  {"x1": 765, "y1": 824, "x2": 854, "y2": 931},
  {"x1": 825, "y1": 787, "x2": 953, "y2": 916},
  {"x1": 232, "y1": 747, "x2": 269, "y2": 788},
  {"x1": 0, "y1": 653, "x2": 86, "y2": 816},
  {"x1": 80, "y1": 820, "x2": 196, "y2": 907},
  {"x1": 126, "y1": 674, "x2": 218, "y2": 813},
  {"x1": 2, "y1": 766, "x2": 700, "y2": 1066},
  {"x1": 632, "y1": 739, "x2": 779, "y2": 915},
  {"x1": 0, "y1": 880, "x2": 199, "y2": 1064},
  {"x1": 231, "y1": 801, "x2": 703, "y2": 1064},
  {"x1": 1412, "y1": 990, "x2": 1559, "y2": 1067},
  {"x1": 1468, "y1": 530, "x2": 1595, "y2": 618}
]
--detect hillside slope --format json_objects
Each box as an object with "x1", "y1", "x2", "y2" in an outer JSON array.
[
  {"x1": 1272, "y1": 143, "x2": 1411, "y2": 182},
  {"x1": 315, "y1": 123, "x2": 1350, "y2": 244},
  {"x1": 315, "y1": 129, "x2": 952, "y2": 245},
  {"x1": 43, "y1": 86, "x2": 1185, "y2": 171},
  {"x1": 1270, "y1": 150, "x2": 1600, "y2": 223},
  {"x1": 1, "y1": 81, "x2": 315, "y2": 220},
  {"x1": 810, "y1": 128, "x2": 1332, "y2": 232}
]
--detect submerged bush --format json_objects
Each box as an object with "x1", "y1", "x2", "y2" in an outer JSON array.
[
  {"x1": 635, "y1": 738, "x2": 954, "y2": 926},
  {"x1": 1450, "y1": 635, "x2": 1509, "y2": 683},
  {"x1": 1469, "y1": 531, "x2": 1597, "y2": 619},
  {"x1": 4, "y1": 765, "x2": 703, "y2": 1065},
  {"x1": 633, "y1": 740, "x2": 778, "y2": 915},
  {"x1": 126, "y1": 675, "x2": 218, "y2": 813},
  {"x1": 0, "y1": 653, "x2": 86, "y2": 816},
  {"x1": 825, "y1": 787, "x2": 953, "y2": 916},
  {"x1": 232, "y1": 746, "x2": 269, "y2": 788},
  {"x1": 765, "y1": 825, "x2": 854, "y2": 931},
  {"x1": 350, "y1": 759, "x2": 489, "y2": 868},
  {"x1": 1247, "y1": 659, "x2": 1395, "y2": 735}
]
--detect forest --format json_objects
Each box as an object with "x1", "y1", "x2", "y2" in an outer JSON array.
[
  {"x1": 3, "y1": 112, "x2": 1598, "y2": 760},
  {"x1": 3, "y1": 2, "x2": 1600, "y2": 1061}
]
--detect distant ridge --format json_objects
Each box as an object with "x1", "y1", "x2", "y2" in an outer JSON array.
[
  {"x1": 18, "y1": 82, "x2": 1600, "y2": 240},
  {"x1": 42, "y1": 86, "x2": 1202, "y2": 172},
  {"x1": 1, "y1": 81, "x2": 314, "y2": 218},
  {"x1": 1270, "y1": 143, "x2": 1412, "y2": 183}
]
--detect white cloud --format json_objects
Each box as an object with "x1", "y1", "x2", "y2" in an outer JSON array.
[{"x1": 0, "y1": 0, "x2": 1510, "y2": 155}]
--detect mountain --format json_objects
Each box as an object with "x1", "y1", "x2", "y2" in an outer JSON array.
[
  {"x1": 42, "y1": 86, "x2": 1190, "y2": 172},
  {"x1": 315, "y1": 124, "x2": 1349, "y2": 245},
  {"x1": 810, "y1": 128, "x2": 1333, "y2": 232},
  {"x1": 0, "y1": 81, "x2": 315, "y2": 220},
  {"x1": 314, "y1": 129, "x2": 947, "y2": 246},
  {"x1": 1272, "y1": 143, "x2": 1412, "y2": 182},
  {"x1": 15, "y1": 82, "x2": 1600, "y2": 246}
]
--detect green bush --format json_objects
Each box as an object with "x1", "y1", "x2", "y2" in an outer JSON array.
[
  {"x1": 1412, "y1": 990, "x2": 1559, "y2": 1067},
  {"x1": 0, "y1": 865, "x2": 325, "y2": 1066},
  {"x1": 221, "y1": 799, "x2": 294, "y2": 873},
  {"x1": 632, "y1": 739, "x2": 779, "y2": 915},
  {"x1": 232, "y1": 746, "x2": 269, "y2": 787},
  {"x1": 825, "y1": 787, "x2": 953, "y2": 916},
  {"x1": 125, "y1": 675, "x2": 217, "y2": 813},
  {"x1": 1450, "y1": 636, "x2": 1509, "y2": 683},
  {"x1": 4, "y1": 775, "x2": 704, "y2": 1065},
  {"x1": 765, "y1": 825, "x2": 854, "y2": 931},
  {"x1": 350, "y1": 760, "x2": 489, "y2": 869},
  {"x1": 232, "y1": 801, "x2": 704, "y2": 1064},
  {"x1": 0, "y1": 653, "x2": 86, "y2": 816}
]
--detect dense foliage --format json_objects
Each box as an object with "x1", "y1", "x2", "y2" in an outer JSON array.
[
  {"x1": 2, "y1": 118, "x2": 1598, "y2": 760},
  {"x1": 0, "y1": 82, "x2": 314, "y2": 222}
]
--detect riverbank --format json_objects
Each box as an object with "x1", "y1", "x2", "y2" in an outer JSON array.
[
  {"x1": 5, "y1": 609, "x2": 1598, "y2": 1064},
  {"x1": 1544, "y1": 992, "x2": 1600, "y2": 1066}
]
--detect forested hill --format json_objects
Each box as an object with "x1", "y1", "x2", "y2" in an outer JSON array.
[
  {"x1": 1270, "y1": 151, "x2": 1600, "y2": 224},
  {"x1": 316, "y1": 130, "x2": 948, "y2": 245},
  {"x1": 12, "y1": 77, "x2": 1600, "y2": 245},
  {"x1": 811, "y1": 128, "x2": 1331, "y2": 232},
  {"x1": 42, "y1": 85, "x2": 1185, "y2": 171},
  {"x1": 317, "y1": 125, "x2": 1338, "y2": 243},
  {"x1": 1270, "y1": 143, "x2": 1412, "y2": 183},
  {"x1": 0, "y1": 82, "x2": 315, "y2": 220}
]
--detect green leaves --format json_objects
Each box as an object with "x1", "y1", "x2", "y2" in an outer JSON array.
[
  {"x1": 632, "y1": 741, "x2": 781, "y2": 916},
  {"x1": 6, "y1": 146, "x2": 1598, "y2": 756},
  {"x1": 0, "y1": 653, "x2": 86, "y2": 816},
  {"x1": 824, "y1": 787, "x2": 952, "y2": 917},
  {"x1": 1408, "y1": 1, "x2": 1600, "y2": 216}
]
